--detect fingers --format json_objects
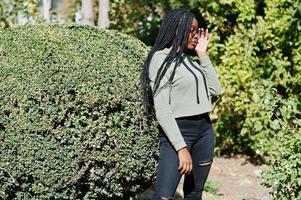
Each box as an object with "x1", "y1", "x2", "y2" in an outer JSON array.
[
  {"x1": 184, "y1": 162, "x2": 192, "y2": 175},
  {"x1": 177, "y1": 147, "x2": 193, "y2": 175},
  {"x1": 199, "y1": 28, "x2": 210, "y2": 40},
  {"x1": 178, "y1": 161, "x2": 193, "y2": 175}
]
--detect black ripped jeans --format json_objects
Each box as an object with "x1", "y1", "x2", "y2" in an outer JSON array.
[{"x1": 152, "y1": 113, "x2": 215, "y2": 200}]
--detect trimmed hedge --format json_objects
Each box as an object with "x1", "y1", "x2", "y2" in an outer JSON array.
[{"x1": 0, "y1": 25, "x2": 157, "y2": 199}]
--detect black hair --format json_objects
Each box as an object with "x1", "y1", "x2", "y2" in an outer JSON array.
[{"x1": 140, "y1": 8, "x2": 195, "y2": 119}]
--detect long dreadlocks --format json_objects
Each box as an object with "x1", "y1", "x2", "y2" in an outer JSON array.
[{"x1": 141, "y1": 8, "x2": 195, "y2": 118}]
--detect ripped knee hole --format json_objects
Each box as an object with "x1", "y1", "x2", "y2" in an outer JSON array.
[
  {"x1": 160, "y1": 197, "x2": 172, "y2": 200},
  {"x1": 198, "y1": 159, "x2": 213, "y2": 166}
]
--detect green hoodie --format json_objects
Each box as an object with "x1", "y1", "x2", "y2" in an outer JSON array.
[{"x1": 149, "y1": 48, "x2": 221, "y2": 151}]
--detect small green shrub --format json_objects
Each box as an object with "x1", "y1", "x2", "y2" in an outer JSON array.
[
  {"x1": 262, "y1": 130, "x2": 301, "y2": 199},
  {"x1": 240, "y1": 81, "x2": 300, "y2": 159},
  {"x1": 204, "y1": 180, "x2": 221, "y2": 196},
  {"x1": 249, "y1": 83, "x2": 301, "y2": 199},
  {"x1": 0, "y1": 25, "x2": 157, "y2": 199}
]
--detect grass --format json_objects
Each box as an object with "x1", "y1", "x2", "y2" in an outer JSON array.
[{"x1": 204, "y1": 180, "x2": 222, "y2": 196}]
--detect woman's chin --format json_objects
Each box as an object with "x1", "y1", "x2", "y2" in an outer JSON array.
[{"x1": 187, "y1": 44, "x2": 196, "y2": 50}]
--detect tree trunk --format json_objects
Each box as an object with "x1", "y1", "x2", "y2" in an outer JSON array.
[
  {"x1": 98, "y1": 0, "x2": 110, "y2": 28},
  {"x1": 42, "y1": 0, "x2": 51, "y2": 22},
  {"x1": 81, "y1": 0, "x2": 94, "y2": 25}
]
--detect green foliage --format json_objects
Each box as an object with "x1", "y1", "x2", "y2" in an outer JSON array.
[
  {"x1": 0, "y1": 25, "x2": 157, "y2": 199},
  {"x1": 178, "y1": 0, "x2": 301, "y2": 198},
  {"x1": 1, "y1": 0, "x2": 301, "y2": 198},
  {"x1": 262, "y1": 132, "x2": 301, "y2": 199},
  {"x1": 256, "y1": 84, "x2": 301, "y2": 199},
  {"x1": 204, "y1": 180, "x2": 221, "y2": 196},
  {"x1": 108, "y1": 0, "x2": 164, "y2": 45},
  {"x1": 108, "y1": 0, "x2": 300, "y2": 160},
  {"x1": 241, "y1": 81, "x2": 300, "y2": 158},
  {"x1": 0, "y1": 0, "x2": 39, "y2": 28},
  {"x1": 168, "y1": 4, "x2": 301, "y2": 198},
  {"x1": 194, "y1": 0, "x2": 301, "y2": 159}
]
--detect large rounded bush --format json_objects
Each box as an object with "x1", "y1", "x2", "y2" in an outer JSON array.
[{"x1": 0, "y1": 25, "x2": 157, "y2": 199}]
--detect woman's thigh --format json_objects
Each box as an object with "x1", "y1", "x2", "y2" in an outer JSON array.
[
  {"x1": 153, "y1": 136, "x2": 182, "y2": 199},
  {"x1": 183, "y1": 124, "x2": 215, "y2": 199},
  {"x1": 192, "y1": 123, "x2": 215, "y2": 163}
]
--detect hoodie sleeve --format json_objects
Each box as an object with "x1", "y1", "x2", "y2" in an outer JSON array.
[
  {"x1": 199, "y1": 56, "x2": 222, "y2": 97},
  {"x1": 149, "y1": 52, "x2": 187, "y2": 151}
]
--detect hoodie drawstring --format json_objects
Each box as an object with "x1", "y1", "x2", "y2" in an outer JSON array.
[
  {"x1": 187, "y1": 57, "x2": 210, "y2": 100},
  {"x1": 182, "y1": 61, "x2": 200, "y2": 104}
]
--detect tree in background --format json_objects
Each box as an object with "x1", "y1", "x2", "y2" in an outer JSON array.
[
  {"x1": 0, "y1": 0, "x2": 39, "y2": 28},
  {"x1": 42, "y1": 0, "x2": 51, "y2": 22},
  {"x1": 81, "y1": 0, "x2": 93, "y2": 25},
  {"x1": 0, "y1": 0, "x2": 161, "y2": 44},
  {"x1": 55, "y1": 0, "x2": 162, "y2": 44},
  {"x1": 0, "y1": 0, "x2": 108, "y2": 28},
  {"x1": 98, "y1": 0, "x2": 109, "y2": 28},
  {"x1": 62, "y1": 0, "x2": 109, "y2": 27}
]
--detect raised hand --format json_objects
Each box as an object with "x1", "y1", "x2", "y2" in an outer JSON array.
[{"x1": 195, "y1": 28, "x2": 211, "y2": 58}]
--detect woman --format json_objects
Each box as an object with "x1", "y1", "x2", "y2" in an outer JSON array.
[{"x1": 141, "y1": 8, "x2": 221, "y2": 200}]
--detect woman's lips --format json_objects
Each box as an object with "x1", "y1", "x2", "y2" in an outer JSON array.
[{"x1": 191, "y1": 41, "x2": 197, "y2": 46}]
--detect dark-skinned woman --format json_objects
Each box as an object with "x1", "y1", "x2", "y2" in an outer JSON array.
[{"x1": 141, "y1": 8, "x2": 221, "y2": 200}]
